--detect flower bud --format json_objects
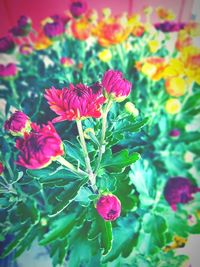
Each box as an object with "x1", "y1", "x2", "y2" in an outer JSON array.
[
  {"x1": 169, "y1": 128, "x2": 180, "y2": 138},
  {"x1": 0, "y1": 63, "x2": 17, "y2": 78},
  {"x1": 60, "y1": 57, "x2": 75, "y2": 67},
  {"x1": 0, "y1": 162, "x2": 4, "y2": 175},
  {"x1": 4, "y1": 111, "x2": 31, "y2": 136},
  {"x1": 69, "y1": 0, "x2": 88, "y2": 17},
  {"x1": 165, "y1": 98, "x2": 181, "y2": 114},
  {"x1": 0, "y1": 36, "x2": 15, "y2": 54},
  {"x1": 96, "y1": 194, "x2": 121, "y2": 221},
  {"x1": 184, "y1": 151, "x2": 195, "y2": 163},
  {"x1": 164, "y1": 177, "x2": 200, "y2": 211},
  {"x1": 124, "y1": 102, "x2": 139, "y2": 117},
  {"x1": 102, "y1": 70, "x2": 132, "y2": 102},
  {"x1": 84, "y1": 128, "x2": 95, "y2": 139}
]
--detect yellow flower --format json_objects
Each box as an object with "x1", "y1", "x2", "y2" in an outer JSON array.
[
  {"x1": 165, "y1": 98, "x2": 181, "y2": 114},
  {"x1": 165, "y1": 76, "x2": 187, "y2": 97},
  {"x1": 148, "y1": 40, "x2": 160, "y2": 53},
  {"x1": 136, "y1": 57, "x2": 167, "y2": 81},
  {"x1": 163, "y1": 59, "x2": 185, "y2": 78},
  {"x1": 98, "y1": 49, "x2": 112, "y2": 62}
]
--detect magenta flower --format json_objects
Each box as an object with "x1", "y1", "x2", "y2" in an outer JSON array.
[
  {"x1": 0, "y1": 36, "x2": 15, "y2": 54},
  {"x1": 15, "y1": 122, "x2": 64, "y2": 169},
  {"x1": 10, "y1": 16, "x2": 32, "y2": 37},
  {"x1": 102, "y1": 70, "x2": 132, "y2": 102},
  {"x1": 43, "y1": 15, "x2": 67, "y2": 38},
  {"x1": 0, "y1": 63, "x2": 17, "y2": 78},
  {"x1": 169, "y1": 129, "x2": 180, "y2": 137},
  {"x1": 96, "y1": 194, "x2": 121, "y2": 221},
  {"x1": 69, "y1": 0, "x2": 87, "y2": 17},
  {"x1": 4, "y1": 111, "x2": 31, "y2": 136},
  {"x1": 154, "y1": 22, "x2": 185, "y2": 33},
  {"x1": 45, "y1": 84, "x2": 106, "y2": 122},
  {"x1": 0, "y1": 162, "x2": 4, "y2": 175},
  {"x1": 164, "y1": 177, "x2": 200, "y2": 211}
]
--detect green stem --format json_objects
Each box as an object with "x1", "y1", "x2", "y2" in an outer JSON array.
[
  {"x1": 76, "y1": 120, "x2": 97, "y2": 190},
  {"x1": 9, "y1": 79, "x2": 19, "y2": 101},
  {"x1": 57, "y1": 156, "x2": 87, "y2": 176},
  {"x1": 94, "y1": 100, "x2": 113, "y2": 176}
]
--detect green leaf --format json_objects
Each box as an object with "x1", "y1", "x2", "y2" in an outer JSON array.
[
  {"x1": 40, "y1": 213, "x2": 77, "y2": 245},
  {"x1": 0, "y1": 223, "x2": 35, "y2": 258},
  {"x1": 101, "y1": 149, "x2": 140, "y2": 173},
  {"x1": 50, "y1": 177, "x2": 88, "y2": 217},
  {"x1": 102, "y1": 213, "x2": 139, "y2": 263},
  {"x1": 50, "y1": 237, "x2": 69, "y2": 267},
  {"x1": 88, "y1": 208, "x2": 113, "y2": 255},
  {"x1": 142, "y1": 213, "x2": 167, "y2": 248},
  {"x1": 63, "y1": 140, "x2": 85, "y2": 167},
  {"x1": 129, "y1": 160, "x2": 156, "y2": 206},
  {"x1": 113, "y1": 116, "x2": 149, "y2": 134}
]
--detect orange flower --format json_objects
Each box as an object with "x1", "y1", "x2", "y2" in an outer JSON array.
[
  {"x1": 156, "y1": 7, "x2": 175, "y2": 21},
  {"x1": 71, "y1": 17, "x2": 93, "y2": 40},
  {"x1": 132, "y1": 23, "x2": 146, "y2": 37},
  {"x1": 165, "y1": 77, "x2": 187, "y2": 97},
  {"x1": 34, "y1": 32, "x2": 52, "y2": 50},
  {"x1": 92, "y1": 15, "x2": 132, "y2": 47},
  {"x1": 135, "y1": 57, "x2": 167, "y2": 81}
]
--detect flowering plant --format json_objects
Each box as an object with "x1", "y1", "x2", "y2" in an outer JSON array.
[{"x1": 0, "y1": 1, "x2": 199, "y2": 267}]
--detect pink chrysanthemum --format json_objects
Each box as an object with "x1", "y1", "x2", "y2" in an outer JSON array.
[
  {"x1": 44, "y1": 83, "x2": 106, "y2": 122},
  {"x1": 96, "y1": 194, "x2": 121, "y2": 221},
  {"x1": 15, "y1": 122, "x2": 64, "y2": 169},
  {"x1": 0, "y1": 63, "x2": 17, "y2": 77},
  {"x1": 102, "y1": 70, "x2": 132, "y2": 102},
  {"x1": 164, "y1": 177, "x2": 200, "y2": 211},
  {"x1": 4, "y1": 111, "x2": 31, "y2": 136}
]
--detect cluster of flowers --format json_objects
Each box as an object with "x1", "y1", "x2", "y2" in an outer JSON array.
[{"x1": 2, "y1": 69, "x2": 132, "y2": 221}]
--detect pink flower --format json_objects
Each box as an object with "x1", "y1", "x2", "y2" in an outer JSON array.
[
  {"x1": 44, "y1": 83, "x2": 106, "y2": 122},
  {"x1": 15, "y1": 122, "x2": 64, "y2": 169},
  {"x1": 60, "y1": 57, "x2": 75, "y2": 67},
  {"x1": 0, "y1": 63, "x2": 17, "y2": 78},
  {"x1": 4, "y1": 111, "x2": 31, "y2": 136},
  {"x1": 96, "y1": 194, "x2": 121, "y2": 221},
  {"x1": 164, "y1": 177, "x2": 200, "y2": 211},
  {"x1": 19, "y1": 44, "x2": 33, "y2": 55},
  {"x1": 69, "y1": 0, "x2": 88, "y2": 17},
  {"x1": 0, "y1": 162, "x2": 4, "y2": 175},
  {"x1": 102, "y1": 70, "x2": 132, "y2": 102}
]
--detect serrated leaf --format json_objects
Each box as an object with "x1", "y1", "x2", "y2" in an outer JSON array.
[
  {"x1": 88, "y1": 208, "x2": 113, "y2": 255},
  {"x1": 102, "y1": 213, "x2": 139, "y2": 263},
  {"x1": 50, "y1": 177, "x2": 88, "y2": 217},
  {"x1": 101, "y1": 149, "x2": 140, "y2": 173},
  {"x1": 63, "y1": 140, "x2": 85, "y2": 167}
]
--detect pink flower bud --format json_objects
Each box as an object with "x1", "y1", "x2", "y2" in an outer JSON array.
[
  {"x1": 4, "y1": 111, "x2": 31, "y2": 136},
  {"x1": 169, "y1": 129, "x2": 180, "y2": 138},
  {"x1": 15, "y1": 122, "x2": 64, "y2": 169},
  {"x1": 60, "y1": 57, "x2": 75, "y2": 67},
  {"x1": 102, "y1": 70, "x2": 132, "y2": 102},
  {"x1": 96, "y1": 194, "x2": 121, "y2": 221},
  {"x1": 45, "y1": 84, "x2": 106, "y2": 122},
  {"x1": 0, "y1": 162, "x2": 4, "y2": 175},
  {"x1": 164, "y1": 177, "x2": 200, "y2": 211},
  {"x1": 69, "y1": 0, "x2": 88, "y2": 17},
  {"x1": 0, "y1": 63, "x2": 17, "y2": 78}
]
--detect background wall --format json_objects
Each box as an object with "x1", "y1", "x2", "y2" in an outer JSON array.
[{"x1": 0, "y1": 0, "x2": 194, "y2": 37}]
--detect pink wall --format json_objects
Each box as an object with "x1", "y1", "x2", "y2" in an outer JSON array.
[{"x1": 0, "y1": 0, "x2": 194, "y2": 37}]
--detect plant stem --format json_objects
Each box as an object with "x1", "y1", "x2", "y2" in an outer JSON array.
[
  {"x1": 76, "y1": 120, "x2": 97, "y2": 190},
  {"x1": 9, "y1": 79, "x2": 19, "y2": 101},
  {"x1": 94, "y1": 100, "x2": 113, "y2": 176},
  {"x1": 57, "y1": 156, "x2": 87, "y2": 176}
]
